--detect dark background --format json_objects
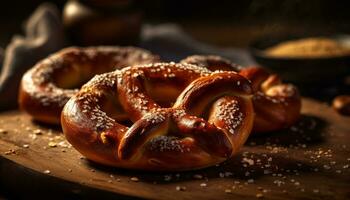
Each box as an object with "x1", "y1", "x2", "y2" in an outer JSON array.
[
  {"x1": 0, "y1": 0, "x2": 349, "y2": 48},
  {"x1": 0, "y1": 1, "x2": 350, "y2": 199}
]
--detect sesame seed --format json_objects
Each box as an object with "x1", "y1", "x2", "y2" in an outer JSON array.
[
  {"x1": 323, "y1": 165, "x2": 331, "y2": 170},
  {"x1": 163, "y1": 175, "x2": 172, "y2": 181},
  {"x1": 225, "y1": 189, "x2": 232, "y2": 194},
  {"x1": 193, "y1": 174, "x2": 203, "y2": 179},
  {"x1": 130, "y1": 177, "x2": 139, "y2": 182},
  {"x1": 48, "y1": 142, "x2": 57, "y2": 147},
  {"x1": 0, "y1": 129, "x2": 7, "y2": 134},
  {"x1": 33, "y1": 129, "x2": 42, "y2": 135},
  {"x1": 256, "y1": 193, "x2": 264, "y2": 198}
]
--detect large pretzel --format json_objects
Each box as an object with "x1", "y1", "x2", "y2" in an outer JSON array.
[
  {"x1": 61, "y1": 63, "x2": 254, "y2": 171},
  {"x1": 181, "y1": 55, "x2": 301, "y2": 133},
  {"x1": 19, "y1": 46, "x2": 159, "y2": 124}
]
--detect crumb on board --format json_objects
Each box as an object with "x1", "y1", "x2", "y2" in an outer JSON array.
[
  {"x1": 176, "y1": 186, "x2": 186, "y2": 191},
  {"x1": 256, "y1": 193, "x2": 264, "y2": 198},
  {"x1": 130, "y1": 177, "x2": 139, "y2": 182},
  {"x1": 0, "y1": 128, "x2": 8, "y2": 134}
]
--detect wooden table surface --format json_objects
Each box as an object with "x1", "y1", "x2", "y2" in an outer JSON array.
[{"x1": 0, "y1": 98, "x2": 349, "y2": 199}]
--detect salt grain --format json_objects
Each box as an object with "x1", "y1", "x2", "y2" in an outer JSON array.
[{"x1": 130, "y1": 177, "x2": 139, "y2": 182}]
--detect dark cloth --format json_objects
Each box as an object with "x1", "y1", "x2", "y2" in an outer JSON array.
[
  {"x1": 0, "y1": 3, "x2": 65, "y2": 110},
  {"x1": 141, "y1": 24, "x2": 254, "y2": 65}
]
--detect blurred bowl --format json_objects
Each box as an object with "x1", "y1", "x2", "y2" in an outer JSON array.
[{"x1": 250, "y1": 34, "x2": 350, "y2": 85}]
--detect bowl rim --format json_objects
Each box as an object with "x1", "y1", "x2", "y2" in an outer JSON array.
[{"x1": 249, "y1": 33, "x2": 350, "y2": 61}]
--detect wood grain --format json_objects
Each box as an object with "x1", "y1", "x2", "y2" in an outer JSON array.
[{"x1": 0, "y1": 98, "x2": 349, "y2": 199}]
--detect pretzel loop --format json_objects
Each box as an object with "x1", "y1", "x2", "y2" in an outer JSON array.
[{"x1": 19, "y1": 46, "x2": 159, "y2": 124}]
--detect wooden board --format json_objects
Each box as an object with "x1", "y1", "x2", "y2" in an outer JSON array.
[{"x1": 0, "y1": 98, "x2": 349, "y2": 200}]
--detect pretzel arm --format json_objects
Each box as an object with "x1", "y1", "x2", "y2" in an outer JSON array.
[
  {"x1": 175, "y1": 114, "x2": 232, "y2": 158},
  {"x1": 118, "y1": 111, "x2": 170, "y2": 160},
  {"x1": 174, "y1": 72, "x2": 254, "y2": 156}
]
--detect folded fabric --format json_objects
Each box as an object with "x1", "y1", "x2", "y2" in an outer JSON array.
[{"x1": 0, "y1": 3, "x2": 65, "y2": 110}]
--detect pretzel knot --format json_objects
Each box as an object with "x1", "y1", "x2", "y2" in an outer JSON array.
[
  {"x1": 181, "y1": 55, "x2": 301, "y2": 133},
  {"x1": 61, "y1": 63, "x2": 254, "y2": 171}
]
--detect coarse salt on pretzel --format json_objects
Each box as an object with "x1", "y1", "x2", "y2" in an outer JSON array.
[
  {"x1": 181, "y1": 55, "x2": 301, "y2": 133},
  {"x1": 61, "y1": 62, "x2": 254, "y2": 171},
  {"x1": 19, "y1": 46, "x2": 159, "y2": 124}
]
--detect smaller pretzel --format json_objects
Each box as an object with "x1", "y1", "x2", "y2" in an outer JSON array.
[
  {"x1": 19, "y1": 46, "x2": 159, "y2": 124},
  {"x1": 332, "y1": 95, "x2": 350, "y2": 115},
  {"x1": 240, "y1": 67, "x2": 301, "y2": 133},
  {"x1": 181, "y1": 55, "x2": 301, "y2": 133}
]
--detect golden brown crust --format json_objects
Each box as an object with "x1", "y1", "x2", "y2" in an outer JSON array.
[
  {"x1": 19, "y1": 46, "x2": 160, "y2": 124},
  {"x1": 181, "y1": 55, "x2": 302, "y2": 133},
  {"x1": 61, "y1": 63, "x2": 254, "y2": 171}
]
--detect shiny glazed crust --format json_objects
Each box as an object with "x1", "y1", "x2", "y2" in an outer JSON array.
[{"x1": 61, "y1": 63, "x2": 254, "y2": 171}]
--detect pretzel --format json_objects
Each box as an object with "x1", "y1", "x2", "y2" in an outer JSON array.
[
  {"x1": 19, "y1": 46, "x2": 159, "y2": 124},
  {"x1": 181, "y1": 55, "x2": 301, "y2": 133},
  {"x1": 61, "y1": 63, "x2": 254, "y2": 170},
  {"x1": 239, "y1": 67, "x2": 301, "y2": 133},
  {"x1": 332, "y1": 95, "x2": 350, "y2": 115}
]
